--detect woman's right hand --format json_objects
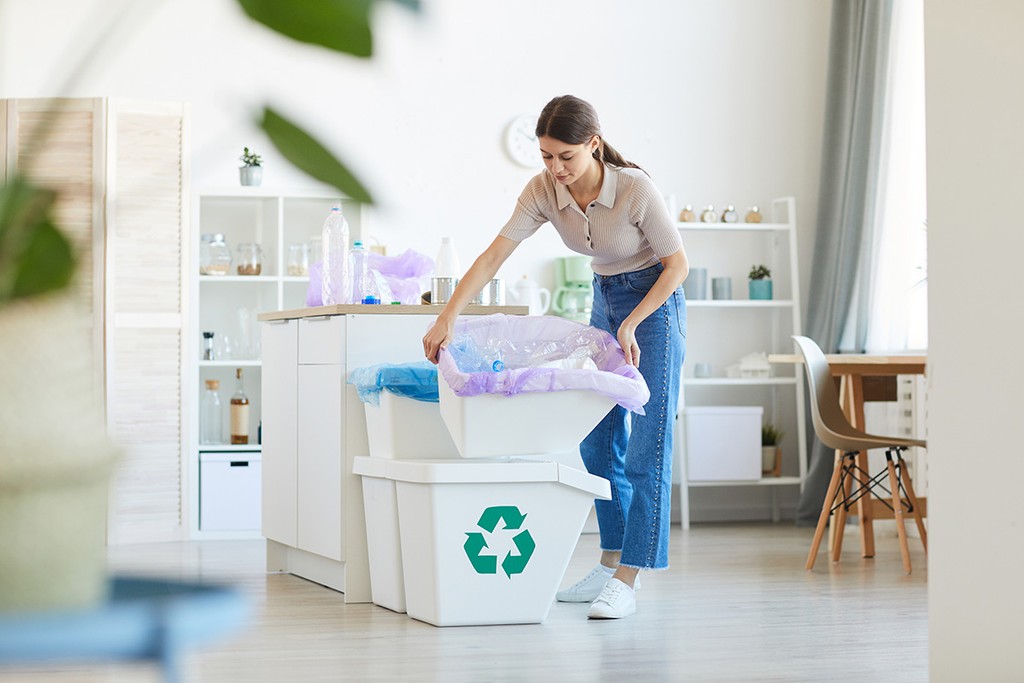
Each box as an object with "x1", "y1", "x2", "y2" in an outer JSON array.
[{"x1": 423, "y1": 314, "x2": 455, "y2": 364}]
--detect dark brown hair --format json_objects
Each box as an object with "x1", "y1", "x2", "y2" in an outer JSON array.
[{"x1": 535, "y1": 95, "x2": 642, "y2": 171}]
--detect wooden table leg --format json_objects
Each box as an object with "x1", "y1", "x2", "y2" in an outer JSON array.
[{"x1": 844, "y1": 375, "x2": 875, "y2": 559}]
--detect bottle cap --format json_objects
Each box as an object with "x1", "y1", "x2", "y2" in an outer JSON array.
[
  {"x1": 203, "y1": 331, "x2": 214, "y2": 339},
  {"x1": 206, "y1": 379, "x2": 220, "y2": 390},
  {"x1": 492, "y1": 359, "x2": 505, "y2": 372}
]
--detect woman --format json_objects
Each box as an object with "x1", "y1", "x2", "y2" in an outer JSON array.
[{"x1": 422, "y1": 94, "x2": 687, "y2": 620}]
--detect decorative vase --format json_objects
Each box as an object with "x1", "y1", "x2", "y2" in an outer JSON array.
[
  {"x1": 761, "y1": 446, "x2": 781, "y2": 477},
  {"x1": 749, "y1": 279, "x2": 773, "y2": 300},
  {"x1": 0, "y1": 295, "x2": 120, "y2": 612},
  {"x1": 239, "y1": 166, "x2": 263, "y2": 187}
]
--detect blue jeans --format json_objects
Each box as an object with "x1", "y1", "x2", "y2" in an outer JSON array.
[{"x1": 582, "y1": 263, "x2": 686, "y2": 570}]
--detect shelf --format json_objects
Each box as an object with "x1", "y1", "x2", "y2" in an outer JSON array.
[
  {"x1": 198, "y1": 444, "x2": 262, "y2": 453},
  {"x1": 281, "y1": 276, "x2": 311, "y2": 283},
  {"x1": 199, "y1": 275, "x2": 279, "y2": 283},
  {"x1": 678, "y1": 222, "x2": 791, "y2": 232},
  {"x1": 683, "y1": 377, "x2": 797, "y2": 387},
  {"x1": 688, "y1": 476, "x2": 802, "y2": 488},
  {"x1": 199, "y1": 360, "x2": 262, "y2": 367},
  {"x1": 686, "y1": 299, "x2": 795, "y2": 308}
]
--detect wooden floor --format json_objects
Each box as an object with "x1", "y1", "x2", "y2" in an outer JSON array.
[{"x1": 1, "y1": 523, "x2": 928, "y2": 682}]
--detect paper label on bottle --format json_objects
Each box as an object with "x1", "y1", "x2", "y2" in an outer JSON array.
[{"x1": 231, "y1": 404, "x2": 250, "y2": 440}]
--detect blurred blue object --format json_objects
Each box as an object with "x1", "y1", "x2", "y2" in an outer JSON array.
[
  {"x1": 0, "y1": 576, "x2": 249, "y2": 682},
  {"x1": 348, "y1": 361, "x2": 440, "y2": 405}
]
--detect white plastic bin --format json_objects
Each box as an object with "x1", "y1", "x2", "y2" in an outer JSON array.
[
  {"x1": 364, "y1": 392, "x2": 459, "y2": 459},
  {"x1": 438, "y1": 378, "x2": 615, "y2": 458},
  {"x1": 370, "y1": 457, "x2": 610, "y2": 626},
  {"x1": 199, "y1": 452, "x2": 262, "y2": 531},
  {"x1": 684, "y1": 406, "x2": 764, "y2": 481},
  {"x1": 352, "y1": 457, "x2": 408, "y2": 613}
]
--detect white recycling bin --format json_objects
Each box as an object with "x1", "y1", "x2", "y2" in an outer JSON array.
[
  {"x1": 438, "y1": 378, "x2": 615, "y2": 458},
  {"x1": 354, "y1": 456, "x2": 610, "y2": 627},
  {"x1": 364, "y1": 391, "x2": 459, "y2": 459},
  {"x1": 352, "y1": 456, "x2": 408, "y2": 613}
]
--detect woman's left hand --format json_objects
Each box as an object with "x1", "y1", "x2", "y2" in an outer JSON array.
[{"x1": 617, "y1": 320, "x2": 641, "y2": 366}]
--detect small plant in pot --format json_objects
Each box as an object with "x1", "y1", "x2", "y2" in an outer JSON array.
[
  {"x1": 239, "y1": 146, "x2": 263, "y2": 186},
  {"x1": 749, "y1": 264, "x2": 773, "y2": 300},
  {"x1": 761, "y1": 422, "x2": 783, "y2": 477}
]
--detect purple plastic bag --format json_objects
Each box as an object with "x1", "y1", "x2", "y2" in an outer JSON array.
[
  {"x1": 437, "y1": 314, "x2": 650, "y2": 414},
  {"x1": 306, "y1": 248, "x2": 433, "y2": 306}
]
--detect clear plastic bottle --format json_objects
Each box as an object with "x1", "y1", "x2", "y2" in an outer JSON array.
[
  {"x1": 435, "y1": 236, "x2": 462, "y2": 279},
  {"x1": 200, "y1": 379, "x2": 222, "y2": 444},
  {"x1": 350, "y1": 240, "x2": 379, "y2": 304},
  {"x1": 321, "y1": 206, "x2": 351, "y2": 305}
]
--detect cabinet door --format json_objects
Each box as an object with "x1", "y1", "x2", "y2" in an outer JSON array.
[
  {"x1": 261, "y1": 319, "x2": 298, "y2": 546},
  {"x1": 297, "y1": 364, "x2": 344, "y2": 561}
]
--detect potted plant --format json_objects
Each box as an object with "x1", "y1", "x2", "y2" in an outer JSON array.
[
  {"x1": 749, "y1": 264, "x2": 773, "y2": 300},
  {"x1": 761, "y1": 422, "x2": 783, "y2": 477},
  {"x1": 0, "y1": 175, "x2": 120, "y2": 611},
  {"x1": 239, "y1": 146, "x2": 263, "y2": 186}
]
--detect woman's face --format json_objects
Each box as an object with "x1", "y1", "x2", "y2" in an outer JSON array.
[{"x1": 539, "y1": 135, "x2": 599, "y2": 186}]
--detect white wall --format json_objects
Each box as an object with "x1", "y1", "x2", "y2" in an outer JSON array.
[
  {"x1": 0, "y1": 0, "x2": 829, "y2": 294},
  {"x1": 925, "y1": 3, "x2": 1024, "y2": 679}
]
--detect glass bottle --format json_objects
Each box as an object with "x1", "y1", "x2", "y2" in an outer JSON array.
[
  {"x1": 745, "y1": 206, "x2": 763, "y2": 223},
  {"x1": 721, "y1": 205, "x2": 738, "y2": 223},
  {"x1": 200, "y1": 379, "x2": 223, "y2": 444},
  {"x1": 202, "y1": 331, "x2": 215, "y2": 361},
  {"x1": 678, "y1": 205, "x2": 696, "y2": 222},
  {"x1": 230, "y1": 368, "x2": 250, "y2": 445},
  {"x1": 236, "y1": 243, "x2": 263, "y2": 276},
  {"x1": 700, "y1": 205, "x2": 718, "y2": 223},
  {"x1": 200, "y1": 233, "x2": 232, "y2": 275},
  {"x1": 288, "y1": 243, "x2": 310, "y2": 276}
]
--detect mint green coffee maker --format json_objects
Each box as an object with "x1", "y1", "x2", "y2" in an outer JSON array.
[{"x1": 552, "y1": 255, "x2": 594, "y2": 324}]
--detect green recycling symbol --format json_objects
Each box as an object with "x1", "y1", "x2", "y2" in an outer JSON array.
[{"x1": 463, "y1": 505, "x2": 536, "y2": 579}]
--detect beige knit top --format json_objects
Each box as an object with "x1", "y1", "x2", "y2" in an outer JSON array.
[{"x1": 498, "y1": 165, "x2": 683, "y2": 276}]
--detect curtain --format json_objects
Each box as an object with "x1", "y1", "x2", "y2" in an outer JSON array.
[{"x1": 795, "y1": 0, "x2": 894, "y2": 526}]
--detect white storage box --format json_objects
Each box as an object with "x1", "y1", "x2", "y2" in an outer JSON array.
[
  {"x1": 199, "y1": 452, "x2": 262, "y2": 531},
  {"x1": 364, "y1": 392, "x2": 459, "y2": 459},
  {"x1": 352, "y1": 457, "x2": 408, "y2": 613},
  {"x1": 365, "y1": 457, "x2": 610, "y2": 626},
  {"x1": 438, "y1": 377, "x2": 615, "y2": 458},
  {"x1": 684, "y1": 406, "x2": 763, "y2": 481}
]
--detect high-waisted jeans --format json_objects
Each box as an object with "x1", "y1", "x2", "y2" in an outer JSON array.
[{"x1": 581, "y1": 263, "x2": 686, "y2": 570}]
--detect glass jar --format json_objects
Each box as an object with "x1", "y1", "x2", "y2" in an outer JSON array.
[
  {"x1": 199, "y1": 233, "x2": 232, "y2": 276},
  {"x1": 288, "y1": 243, "x2": 310, "y2": 276},
  {"x1": 200, "y1": 379, "x2": 223, "y2": 444},
  {"x1": 236, "y1": 243, "x2": 262, "y2": 276}
]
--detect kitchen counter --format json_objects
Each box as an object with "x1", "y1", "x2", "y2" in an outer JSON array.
[{"x1": 258, "y1": 304, "x2": 527, "y2": 322}]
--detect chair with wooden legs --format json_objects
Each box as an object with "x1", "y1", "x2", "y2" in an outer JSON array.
[{"x1": 792, "y1": 336, "x2": 927, "y2": 574}]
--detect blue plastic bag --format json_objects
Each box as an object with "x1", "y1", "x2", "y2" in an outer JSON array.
[{"x1": 348, "y1": 361, "x2": 440, "y2": 406}]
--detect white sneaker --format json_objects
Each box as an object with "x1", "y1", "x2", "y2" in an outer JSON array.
[
  {"x1": 556, "y1": 564, "x2": 614, "y2": 603},
  {"x1": 587, "y1": 578, "x2": 637, "y2": 619}
]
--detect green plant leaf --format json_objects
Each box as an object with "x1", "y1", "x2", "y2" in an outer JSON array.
[
  {"x1": 0, "y1": 175, "x2": 76, "y2": 304},
  {"x1": 238, "y1": 0, "x2": 374, "y2": 57},
  {"x1": 259, "y1": 107, "x2": 374, "y2": 204}
]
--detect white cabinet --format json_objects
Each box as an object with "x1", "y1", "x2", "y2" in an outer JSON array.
[
  {"x1": 260, "y1": 318, "x2": 298, "y2": 546},
  {"x1": 189, "y1": 189, "x2": 362, "y2": 538},
  {"x1": 676, "y1": 197, "x2": 808, "y2": 527}
]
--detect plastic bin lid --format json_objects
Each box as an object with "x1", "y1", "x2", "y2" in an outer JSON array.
[{"x1": 353, "y1": 457, "x2": 610, "y2": 500}]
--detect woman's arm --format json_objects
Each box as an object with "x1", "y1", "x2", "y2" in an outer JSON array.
[
  {"x1": 616, "y1": 248, "x2": 689, "y2": 366},
  {"x1": 422, "y1": 235, "x2": 520, "y2": 363}
]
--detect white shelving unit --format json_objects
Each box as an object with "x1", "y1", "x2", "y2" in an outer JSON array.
[
  {"x1": 187, "y1": 187, "x2": 361, "y2": 539},
  {"x1": 675, "y1": 196, "x2": 807, "y2": 528}
]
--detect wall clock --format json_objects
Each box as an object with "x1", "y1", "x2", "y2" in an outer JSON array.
[{"x1": 503, "y1": 114, "x2": 540, "y2": 168}]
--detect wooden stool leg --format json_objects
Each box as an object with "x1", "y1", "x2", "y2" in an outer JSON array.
[
  {"x1": 831, "y1": 456, "x2": 851, "y2": 563},
  {"x1": 886, "y1": 452, "x2": 912, "y2": 575},
  {"x1": 899, "y1": 456, "x2": 928, "y2": 555},
  {"x1": 806, "y1": 455, "x2": 846, "y2": 571}
]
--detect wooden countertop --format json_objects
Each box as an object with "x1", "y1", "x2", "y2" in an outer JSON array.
[{"x1": 258, "y1": 304, "x2": 529, "y2": 322}]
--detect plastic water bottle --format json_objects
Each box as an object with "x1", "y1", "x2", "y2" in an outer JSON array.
[
  {"x1": 321, "y1": 206, "x2": 350, "y2": 305},
  {"x1": 435, "y1": 236, "x2": 462, "y2": 279},
  {"x1": 350, "y1": 240, "x2": 379, "y2": 304}
]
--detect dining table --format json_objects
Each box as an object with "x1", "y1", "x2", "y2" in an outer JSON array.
[{"x1": 768, "y1": 352, "x2": 927, "y2": 559}]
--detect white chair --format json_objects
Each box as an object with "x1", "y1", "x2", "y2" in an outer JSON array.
[{"x1": 793, "y1": 335, "x2": 927, "y2": 574}]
